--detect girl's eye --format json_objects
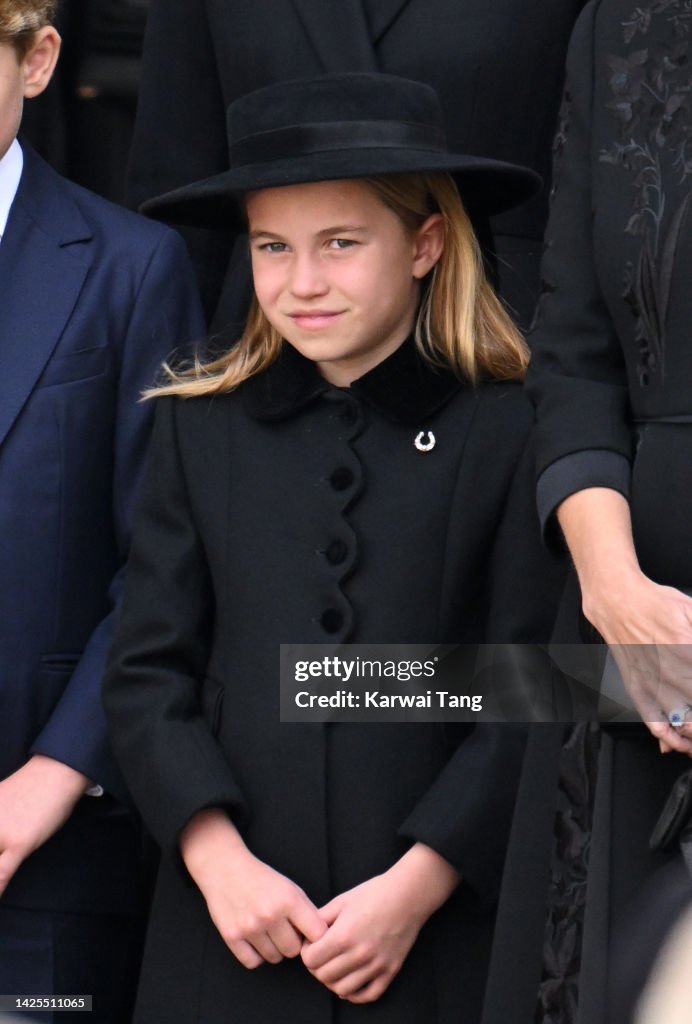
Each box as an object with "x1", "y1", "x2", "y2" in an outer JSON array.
[
  {"x1": 259, "y1": 242, "x2": 288, "y2": 253},
  {"x1": 328, "y1": 238, "x2": 356, "y2": 250}
]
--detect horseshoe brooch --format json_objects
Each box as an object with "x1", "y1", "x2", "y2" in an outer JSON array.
[{"x1": 414, "y1": 430, "x2": 436, "y2": 452}]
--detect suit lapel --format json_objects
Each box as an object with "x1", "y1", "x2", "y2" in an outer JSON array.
[
  {"x1": 290, "y1": 0, "x2": 377, "y2": 71},
  {"x1": 0, "y1": 147, "x2": 91, "y2": 450}
]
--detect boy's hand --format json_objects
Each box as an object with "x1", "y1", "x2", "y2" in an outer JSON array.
[
  {"x1": 180, "y1": 808, "x2": 327, "y2": 969},
  {"x1": 301, "y1": 843, "x2": 459, "y2": 1003},
  {"x1": 0, "y1": 754, "x2": 90, "y2": 895}
]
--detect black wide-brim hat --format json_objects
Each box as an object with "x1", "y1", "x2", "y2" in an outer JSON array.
[{"x1": 142, "y1": 72, "x2": 541, "y2": 226}]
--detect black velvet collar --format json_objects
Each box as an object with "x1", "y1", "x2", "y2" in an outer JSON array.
[{"x1": 241, "y1": 337, "x2": 463, "y2": 425}]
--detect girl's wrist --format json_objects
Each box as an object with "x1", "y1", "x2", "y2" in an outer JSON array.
[
  {"x1": 386, "y1": 843, "x2": 460, "y2": 922},
  {"x1": 180, "y1": 807, "x2": 248, "y2": 879}
]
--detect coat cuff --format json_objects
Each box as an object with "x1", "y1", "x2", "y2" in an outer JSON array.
[
  {"x1": 397, "y1": 724, "x2": 527, "y2": 906},
  {"x1": 537, "y1": 450, "x2": 631, "y2": 548}
]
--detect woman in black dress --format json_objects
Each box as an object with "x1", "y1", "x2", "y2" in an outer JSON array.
[{"x1": 527, "y1": 1, "x2": 692, "y2": 1020}]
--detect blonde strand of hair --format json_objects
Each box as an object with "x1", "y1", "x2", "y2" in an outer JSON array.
[{"x1": 142, "y1": 297, "x2": 282, "y2": 400}]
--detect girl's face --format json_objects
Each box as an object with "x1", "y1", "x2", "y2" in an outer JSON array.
[{"x1": 246, "y1": 179, "x2": 443, "y2": 386}]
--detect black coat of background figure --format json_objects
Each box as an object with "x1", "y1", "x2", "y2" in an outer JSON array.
[
  {"x1": 526, "y1": 1, "x2": 692, "y2": 1022},
  {"x1": 126, "y1": 0, "x2": 587, "y2": 327},
  {"x1": 21, "y1": 0, "x2": 148, "y2": 203},
  {"x1": 103, "y1": 340, "x2": 563, "y2": 1024}
]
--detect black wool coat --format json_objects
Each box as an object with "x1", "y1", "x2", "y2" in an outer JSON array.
[
  {"x1": 104, "y1": 340, "x2": 562, "y2": 1024},
  {"x1": 126, "y1": 0, "x2": 588, "y2": 326},
  {"x1": 527, "y1": 0, "x2": 692, "y2": 587}
]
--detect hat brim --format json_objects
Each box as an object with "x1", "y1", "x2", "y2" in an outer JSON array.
[{"x1": 140, "y1": 151, "x2": 541, "y2": 227}]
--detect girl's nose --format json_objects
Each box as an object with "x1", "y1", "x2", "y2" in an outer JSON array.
[{"x1": 289, "y1": 253, "x2": 329, "y2": 298}]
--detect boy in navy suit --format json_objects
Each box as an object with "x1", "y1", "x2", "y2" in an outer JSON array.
[{"x1": 0, "y1": 3, "x2": 204, "y2": 1019}]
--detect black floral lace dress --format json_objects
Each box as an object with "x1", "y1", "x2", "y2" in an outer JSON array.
[{"x1": 525, "y1": 2, "x2": 692, "y2": 1022}]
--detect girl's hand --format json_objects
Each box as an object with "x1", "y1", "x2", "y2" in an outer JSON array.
[
  {"x1": 180, "y1": 808, "x2": 327, "y2": 969},
  {"x1": 301, "y1": 843, "x2": 459, "y2": 1003}
]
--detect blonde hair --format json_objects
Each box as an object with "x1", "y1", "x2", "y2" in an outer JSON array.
[
  {"x1": 150, "y1": 172, "x2": 528, "y2": 399},
  {"x1": 0, "y1": 0, "x2": 56, "y2": 56}
]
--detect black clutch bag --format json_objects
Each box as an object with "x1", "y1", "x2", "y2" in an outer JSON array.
[{"x1": 650, "y1": 768, "x2": 692, "y2": 875}]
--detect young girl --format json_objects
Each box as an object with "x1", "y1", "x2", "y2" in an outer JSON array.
[{"x1": 104, "y1": 73, "x2": 560, "y2": 1024}]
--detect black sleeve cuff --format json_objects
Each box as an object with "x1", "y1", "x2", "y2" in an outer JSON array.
[
  {"x1": 397, "y1": 724, "x2": 528, "y2": 907},
  {"x1": 537, "y1": 450, "x2": 631, "y2": 547}
]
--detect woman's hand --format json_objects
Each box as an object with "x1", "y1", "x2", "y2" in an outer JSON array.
[
  {"x1": 301, "y1": 843, "x2": 459, "y2": 1003},
  {"x1": 558, "y1": 488, "x2": 692, "y2": 753},
  {"x1": 594, "y1": 573, "x2": 692, "y2": 751},
  {"x1": 180, "y1": 808, "x2": 327, "y2": 968}
]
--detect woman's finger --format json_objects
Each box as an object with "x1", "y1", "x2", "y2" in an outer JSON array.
[{"x1": 647, "y1": 719, "x2": 692, "y2": 755}]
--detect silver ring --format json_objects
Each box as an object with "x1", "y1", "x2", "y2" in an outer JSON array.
[{"x1": 668, "y1": 705, "x2": 692, "y2": 727}]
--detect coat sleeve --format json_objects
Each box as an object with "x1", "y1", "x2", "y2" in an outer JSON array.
[
  {"x1": 102, "y1": 397, "x2": 247, "y2": 852},
  {"x1": 398, "y1": 429, "x2": 565, "y2": 904},
  {"x1": 125, "y1": 0, "x2": 228, "y2": 210},
  {"x1": 31, "y1": 228, "x2": 206, "y2": 801},
  {"x1": 525, "y1": 0, "x2": 633, "y2": 478},
  {"x1": 125, "y1": 0, "x2": 235, "y2": 316},
  {"x1": 483, "y1": 436, "x2": 566, "y2": 642},
  {"x1": 398, "y1": 723, "x2": 528, "y2": 906}
]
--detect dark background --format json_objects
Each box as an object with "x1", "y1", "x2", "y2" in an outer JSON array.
[{"x1": 21, "y1": 0, "x2": 148, "y2": 203}]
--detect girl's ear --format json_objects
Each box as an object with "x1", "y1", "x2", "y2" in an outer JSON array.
[
  {"x1": 412, "y1": 213, "x2": 445, "y2": 280},
  {"x1": 22, "y1": 26, "x2": 61, "y2": 100}
]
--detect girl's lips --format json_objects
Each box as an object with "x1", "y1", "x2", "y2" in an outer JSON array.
[{"x1": 288, "y1": 311, "x2": 344, "y2": 329}]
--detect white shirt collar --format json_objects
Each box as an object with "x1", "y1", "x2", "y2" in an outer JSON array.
[{"x1": 0, "y1": 139, "x2": 24, "y2": 240}]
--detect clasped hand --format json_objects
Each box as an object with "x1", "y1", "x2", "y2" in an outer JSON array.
[{"x1": 181, "y1": 809, "x2": 459, "y2": 1004}]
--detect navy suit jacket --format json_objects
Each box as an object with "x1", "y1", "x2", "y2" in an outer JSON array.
[{"x1": 0, "y1": 143, "x2": 205, "y2": 913}]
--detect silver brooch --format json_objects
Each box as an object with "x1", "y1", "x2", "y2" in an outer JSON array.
[{"x1": 414, "y1": 430, "x2": 436, "y2": 452}]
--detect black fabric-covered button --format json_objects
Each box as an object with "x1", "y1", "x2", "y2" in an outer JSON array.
[
  {"x1": 330, "y1": 467, "x2": 354, "y2": 491},
  {"x1": 325, "y1": 539, "x2": 348, "y2": 565},
  {"x1": 321, "y1": 609, "x2": 344, "y2": 633}
]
